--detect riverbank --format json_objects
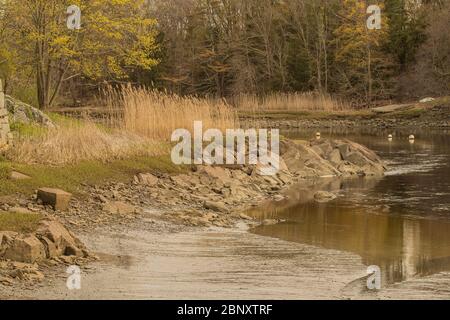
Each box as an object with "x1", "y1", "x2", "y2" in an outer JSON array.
[
  {"x1": 2, "y1": 132, "x2": 450, "y2": 300},
  {"x1": 1, "y1": 95, "x2": 449, "y2": 299},
  {"x1": 0, "y1": 136, "x2": 385, "y2": 291},
  {"x1": 240, "y1": 96, "x2": 450, "y2": 130}
]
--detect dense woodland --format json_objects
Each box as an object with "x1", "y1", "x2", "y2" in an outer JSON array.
[{"x1": 0, "y1": 0, "x2": 448, "y2": 109}]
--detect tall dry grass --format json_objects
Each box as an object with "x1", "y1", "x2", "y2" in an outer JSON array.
[
  {"x1": 234, "y1": 92, "x2": 348, "y2": 112},
  {"x1": 103, "y1": 85, "x2": 239, "y2": 140},
  {"x1": 10, "y1": 86, "x2": 239, "y2": 165},
  {"x1": 9, "y1": 120, "x2": 166, "y2": 165}
]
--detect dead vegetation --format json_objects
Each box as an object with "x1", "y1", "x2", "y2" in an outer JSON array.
[{"x1": 233, "y1": 92, "x2": 348, "y2": 113}]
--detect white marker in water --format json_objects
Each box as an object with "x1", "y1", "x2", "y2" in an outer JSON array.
[{"x1": 316, "y1": 132, "x2": 321, "y2": 140}]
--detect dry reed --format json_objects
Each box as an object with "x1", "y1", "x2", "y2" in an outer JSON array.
[
  {"x1": 234, "y1": 92, "x2": 348, "y2": 112},
  {"x1": 102, "y1": 85, "x2": 239, "y2": 140},
  {"x1": 10, "y1": 120, "x2": 165, "y2": 165},
  {"x1": 10, "y1": 86, "x2": 239, "y2": 165}
]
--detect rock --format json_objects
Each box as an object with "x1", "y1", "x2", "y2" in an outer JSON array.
[
  {"x1": 10, "y1": 171, "x2": 31, "y2": 180},
  {"x1": 337, "y1": 143, "x2": 351, "y2": 159},
  {"x1": 198, "y1": 166, "x2": 233, "y2": 183},
  {"x1": 314, "y1": 191, "x2": 337, "y2": 203},
  {"x1": 171, "y1": 174, "x2": 192, "y2": 187},
  {"x1": 344, "y1": 152, "x2": 369, "y2": 167},
  {"x1": 420, "y1": 97, "x2": 435, "y2": 103},
  {"x1": 281, "y1": 139, "x2": 340, "y2": 177},
  {"x1": 0, "y1": 275, "x2": 13, "y2": 286},
  {"x1": 262, "y1": 219, "x2": 279, "y2": 226},
  {"x1": 103, "y1": 201, "x2": 136, "y2": 215},
  {"x1": 0, "y1": 231, "x2": 18, "y2": 255},
  {"x1": 239, "y1": 213, "x2": 253, "y2": 220},
  {"x1": 221, "y1": 188, "x2": 231, "y2": 198},
  {"x1": 0, "y1": 231, "x2": 18, "y2": 245},
  {"x1": 35, "y1": 219, "x2": 86, "y2": 257},
  {"x1": 37, "y1": 188, "x2": 72, "y2": 211},
  {"x1": 135, "y1": 173, "x2": 159, "y2": 186},
  {"x1": 273, "y1": 195, "x2": 285, "y2": 202},
  {"x1": 64, "y1": 244, "x2": 83, "y2": 257},
  {"x1": 371, "y1": 103, "x2": 411, "y2": 114},
  {"x1": 328, "y1": 148, "x2": 343, "y2": 164},
  {"x1": 204, "y1": 201, "x2": 228, "y2": 213},
  {"x1": 39, "y1": 236, "x2": 58, "y2": 259},
  {"x1": 5, "y1": 95, "x2": 56, "y2": 128},
  {"x1": 4, "y1": 235, "x2": 46, "y2": 263}
]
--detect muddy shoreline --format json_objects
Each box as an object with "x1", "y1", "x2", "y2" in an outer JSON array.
[
  {"x1": 3, "y1": 212, "x2": 450, "y2": 300},
  {"x1": 240, "y1": 102, "x2": 450, "y2": 130},
  {"x1": 2, "y1": 136, "x2": 450, "y2": 299}
]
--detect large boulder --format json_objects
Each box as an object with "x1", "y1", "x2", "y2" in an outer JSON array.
[
  {"x1": 4, "y1": 235, "x2": 46, "y2": 263},
  {"x1": 280, "y1": 139, "x2": 341, "y2": 178},
  {"x1": 37, "y1": 188, "x2": 72, "y2": 211},
  {"x1": 34, "y1": 219, "x2": 87, "y2": 258},
  {"x1": 281, "y1": 138, "x2": 385, "y2": 178},
  {"x1": 310, "y1": 139, "x2": 386, "y2": 177},
  {"x1": 5, "y1": 95, "x2": 56, "y2": 128}
]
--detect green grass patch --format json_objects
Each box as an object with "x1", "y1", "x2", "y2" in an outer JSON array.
[
  {"x1": 0, "y1": 212, "x2": 43, "y2": 233},
  {"x1": 0, "y1": 155, "x2": 188, "y2": 197},
  {"x1": 9, "y1": 122, "x2": 48, "y2": 138}
]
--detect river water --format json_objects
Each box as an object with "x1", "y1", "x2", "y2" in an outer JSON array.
[{"x1": 249, "y1": 129, "x2": 450, "y2": 286}]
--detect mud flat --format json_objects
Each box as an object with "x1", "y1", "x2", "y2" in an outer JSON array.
[{"x1": 2, "y1": 216, "x2": 450, "y2": 300}]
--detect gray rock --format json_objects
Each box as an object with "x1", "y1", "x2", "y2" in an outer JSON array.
[
  {"x1": 5, "y1": 95, "x2": 56, "y2": 128},
  {"x1": 328, "y1": 149, "x2": 342, "y2": 164},
  {"x1": 344, "y1": 152, "x2": 369, "y2": 167}
]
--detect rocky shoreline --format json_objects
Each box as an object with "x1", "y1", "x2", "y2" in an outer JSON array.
[
  {"x1": 242, "y1": 117, "x2": 450, "y2": 130},
  {"x1": 0, "y1": 137, "x2": 386, "y2": 287},
  {"x1": 240, "y1": 100, "x2": 450, "y2": 130}
]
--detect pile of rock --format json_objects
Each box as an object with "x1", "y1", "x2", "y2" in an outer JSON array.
[
  {"x1": 56, "y1": 137, "x2": 386, "y2": 229},
  {"x1": 0, "y1": 218, "x2": 89, "y2": 264},
  {"x1": 281, "y1": 138, "x2": 386, "y2": 178}
]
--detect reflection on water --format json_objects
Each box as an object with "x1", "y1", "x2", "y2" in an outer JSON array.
[{"x1": 249, "y1": 129, "x2": 450, "y2": 285}]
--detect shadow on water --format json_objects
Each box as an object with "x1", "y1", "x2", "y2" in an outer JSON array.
[{"x1": 248, "y1": 129, "x2": 450, "y2": 286}]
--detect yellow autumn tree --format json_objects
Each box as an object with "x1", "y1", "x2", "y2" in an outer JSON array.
[
  {"x1": 1, "y1": 0, "x2": 159, "y2": 109},
  {"x1": 333, "y1": 0, "x2": 394, "y2": 105}
]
